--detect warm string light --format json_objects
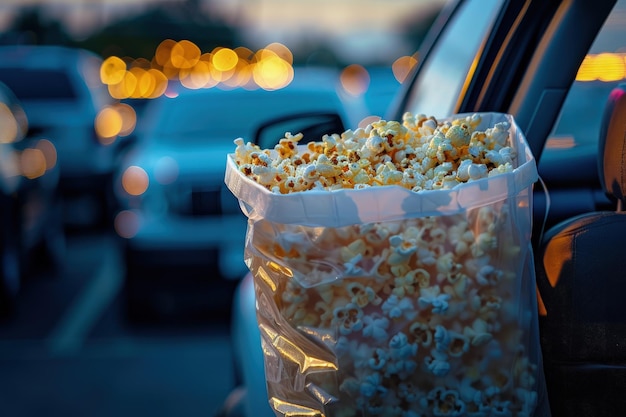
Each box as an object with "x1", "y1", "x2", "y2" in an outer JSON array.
[{"x1": 100, "y1": 40, "x2": 296, "y2": 98}]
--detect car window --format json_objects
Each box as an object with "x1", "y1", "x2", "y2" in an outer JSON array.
[
  {"x1": 0, "y1": 68, "x2": 78, "y2": 100},
  {"x1": 546, "y1": 0, "x2": 626, "y2": 153},
  {"x1": 404, "y1": 0, "x2": 504, "y2": 119}
]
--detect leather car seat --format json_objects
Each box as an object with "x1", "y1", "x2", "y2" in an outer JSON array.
[{"x1": 536, "y1": 83, "x2": 626, "y2": 417}]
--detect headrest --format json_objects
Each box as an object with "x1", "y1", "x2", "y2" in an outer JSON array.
[{"x1": 598, "y1": 83, "x2": 626, "y2": 209}]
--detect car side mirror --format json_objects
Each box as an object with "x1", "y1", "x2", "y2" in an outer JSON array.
[{"x1": 253, "y1": 112, "x2": 346, "y2": 149}]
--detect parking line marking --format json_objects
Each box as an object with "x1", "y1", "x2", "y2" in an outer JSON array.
[{"x1": 46, "y1": 236, "x2": 123, "y2": 356}]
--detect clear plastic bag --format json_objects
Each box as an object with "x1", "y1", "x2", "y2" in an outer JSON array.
[{"x1": 225, "y1": 113, "x2": 550, "y2": 417}]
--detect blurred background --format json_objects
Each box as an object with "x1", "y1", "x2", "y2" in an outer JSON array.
[{"x1": 0, "y1": 0, "x2": 447, "y2": 416}]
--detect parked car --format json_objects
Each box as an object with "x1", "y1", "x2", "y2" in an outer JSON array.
[
  {"x1": 0, "y1": 45, "x2": 128, "y2": 229},
  {"x1": 222, "y1": 1, "x2": 626, "y2": 417},
  {"x1": 0, "y1": 81, "x2": 65, "y2": 317},
  {"x1": 113, "y1": 68, "x2": 367, "y2": 321}
]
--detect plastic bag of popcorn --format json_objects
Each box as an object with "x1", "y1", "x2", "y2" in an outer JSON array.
[{"x1": 224, "y1": 112, "x2": 550, "y2": 417}]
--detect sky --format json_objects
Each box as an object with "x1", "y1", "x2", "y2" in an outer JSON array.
[
  {"x1": 0, "y1": 0, "x2": 445, "y2": 55},
  {"x1": 0, "y1": 0, "x2": 443, "y2": 33},
  {"x1": 208, "y1": 0, "x2": 445, "y2": 61}
]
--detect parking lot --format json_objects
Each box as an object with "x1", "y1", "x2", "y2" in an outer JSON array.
[
  {"x1": 0, "y1": 46, "x2": 403, "y2": 417},
  {"x1": 0, "y1": 228, "x2": 237, "y2": 417}
]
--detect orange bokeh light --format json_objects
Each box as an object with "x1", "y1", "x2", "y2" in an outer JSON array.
[
  {"x1": 122, "y1": 165, "x2": 149, "y2": 196},
  {"x1": 340, "y1": 64, "x2": 370, "y2": 97}
]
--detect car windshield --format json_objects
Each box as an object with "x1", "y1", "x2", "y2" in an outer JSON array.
[
  {"x1": 148, "y1": 89, "x2": 344, "y2": 144},
  {"x1": 0, "y1": 68, "x2": 78, "y2": 100}
]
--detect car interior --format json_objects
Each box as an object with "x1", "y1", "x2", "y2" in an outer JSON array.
[{"x1": 536, "y1": 83, "x2": 626, "y2": 417}]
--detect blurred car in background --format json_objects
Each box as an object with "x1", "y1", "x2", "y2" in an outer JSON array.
[
  {"x1": 0, "y1": 45, "x2": 131, "y2": 229},
  {"x1": 113, "y1": 68, "x2": 366, "y2": 320},
  {"x1": 0, "y1": 81, "x2": 65, "y2": 317}
]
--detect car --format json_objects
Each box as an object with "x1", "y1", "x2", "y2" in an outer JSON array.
[
  {"x1": 222, "y1": 1, "x2": 626, "y2": 417},
  {"x1": 0, "y1": 45, "x2": 129, "y2": 229},
  {"x1": 113, "y1": 68, "x2": 367, "y2": 321},
  {"x1": 0, "y1": 81, "x2": 65, "y2": 317}
]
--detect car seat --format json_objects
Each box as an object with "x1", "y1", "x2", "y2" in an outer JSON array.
[{"x1": 535, "y1": 83, "x2": 626, "y2": 417}]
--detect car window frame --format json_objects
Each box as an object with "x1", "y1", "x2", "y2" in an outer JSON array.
[
  {"x1": 392, "y1": 0, "x2": 616, "y2": 162},
  {"x1": 400, "y1": 0, "x2": 505, "y2": 119},
  {"x1": 505, "y1": 0, "x2": 617, "y2": 160}
]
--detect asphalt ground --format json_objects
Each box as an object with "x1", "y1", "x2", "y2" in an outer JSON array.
[{"x1": 0, "y1": 229, "x2": 237, "y2": 417}]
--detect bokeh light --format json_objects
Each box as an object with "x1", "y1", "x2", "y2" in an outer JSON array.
[
  {"x1": 122, "y1": 165, "x2": 149, "y2": 196},
  {"x1": 0, "y1": 103, "x2": 19, "y2": 144},
  {"x1": 340, "y1": 64, "x2": 370, "y2": 97},
  {"x1": 112, "y1": 103, "x2": 137, "y2": 137},
  {"x1": 265, "y1": 42, "x2": 293, "y2": 65},
  {"x1": 147, "y1": 69, "x2": 169, "y2": 98},
  {"x1": 114, "y1": 209, "x2": 141, "y2": 239},
  {"x1": 223, "y1": 59, "x2": 252, "y2": 89},
  {"x1": 129, "y1": 67, "x2": 153, "y2": 98},
  {"x1": 251, "y1": 48, "x2": 294, "y2": 90},
  {"x1": 155, "y1": 39, "x2": 177, "y2": 67},
  {"x1": 95, "y1": 105, "x2": 123, "y2": 143},
  {"x1": 101, "y1": 40, "x2": 296, "y2": 97},
  {"x1": 212, "y1": 48, "x2": 238, "y2": 72},
  {"x1": 36, "y1": 139, "x2": 57, "y2": 170},
  {"x1": 100, "y1": 56, "x2": 126, "y2": 85},
  {"x1": 576, "y1": 53, "x2": 626, "y2": 82},
  {"x1": 170, "y1": 40, "x2": 201, "y2": 69},
  {"x1": 20, "y1": 148, "x2": 46, "y2": 179},
  {"x1": 392, "y1": 54, "x2": 419, "y2": 83}
]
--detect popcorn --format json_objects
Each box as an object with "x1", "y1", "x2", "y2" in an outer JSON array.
[
  {"x1": 234, "y1": 113, "x2": 543, "y2": 417},
  {"x1": 245, "y1": 206, "x2": 540, "y2": 416},
  {"x1": 333, "y1": 303, "x2": 365, "y2": 335},
  {"x1": 382, "y1": 294, "x2": 417, "y2": 320},
  {"x1": 362, "y1": 315, "x2": 390, "y2": 343},
  {"x1": 233, "y1": 113, "x2": 516, "y2": 194}
]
